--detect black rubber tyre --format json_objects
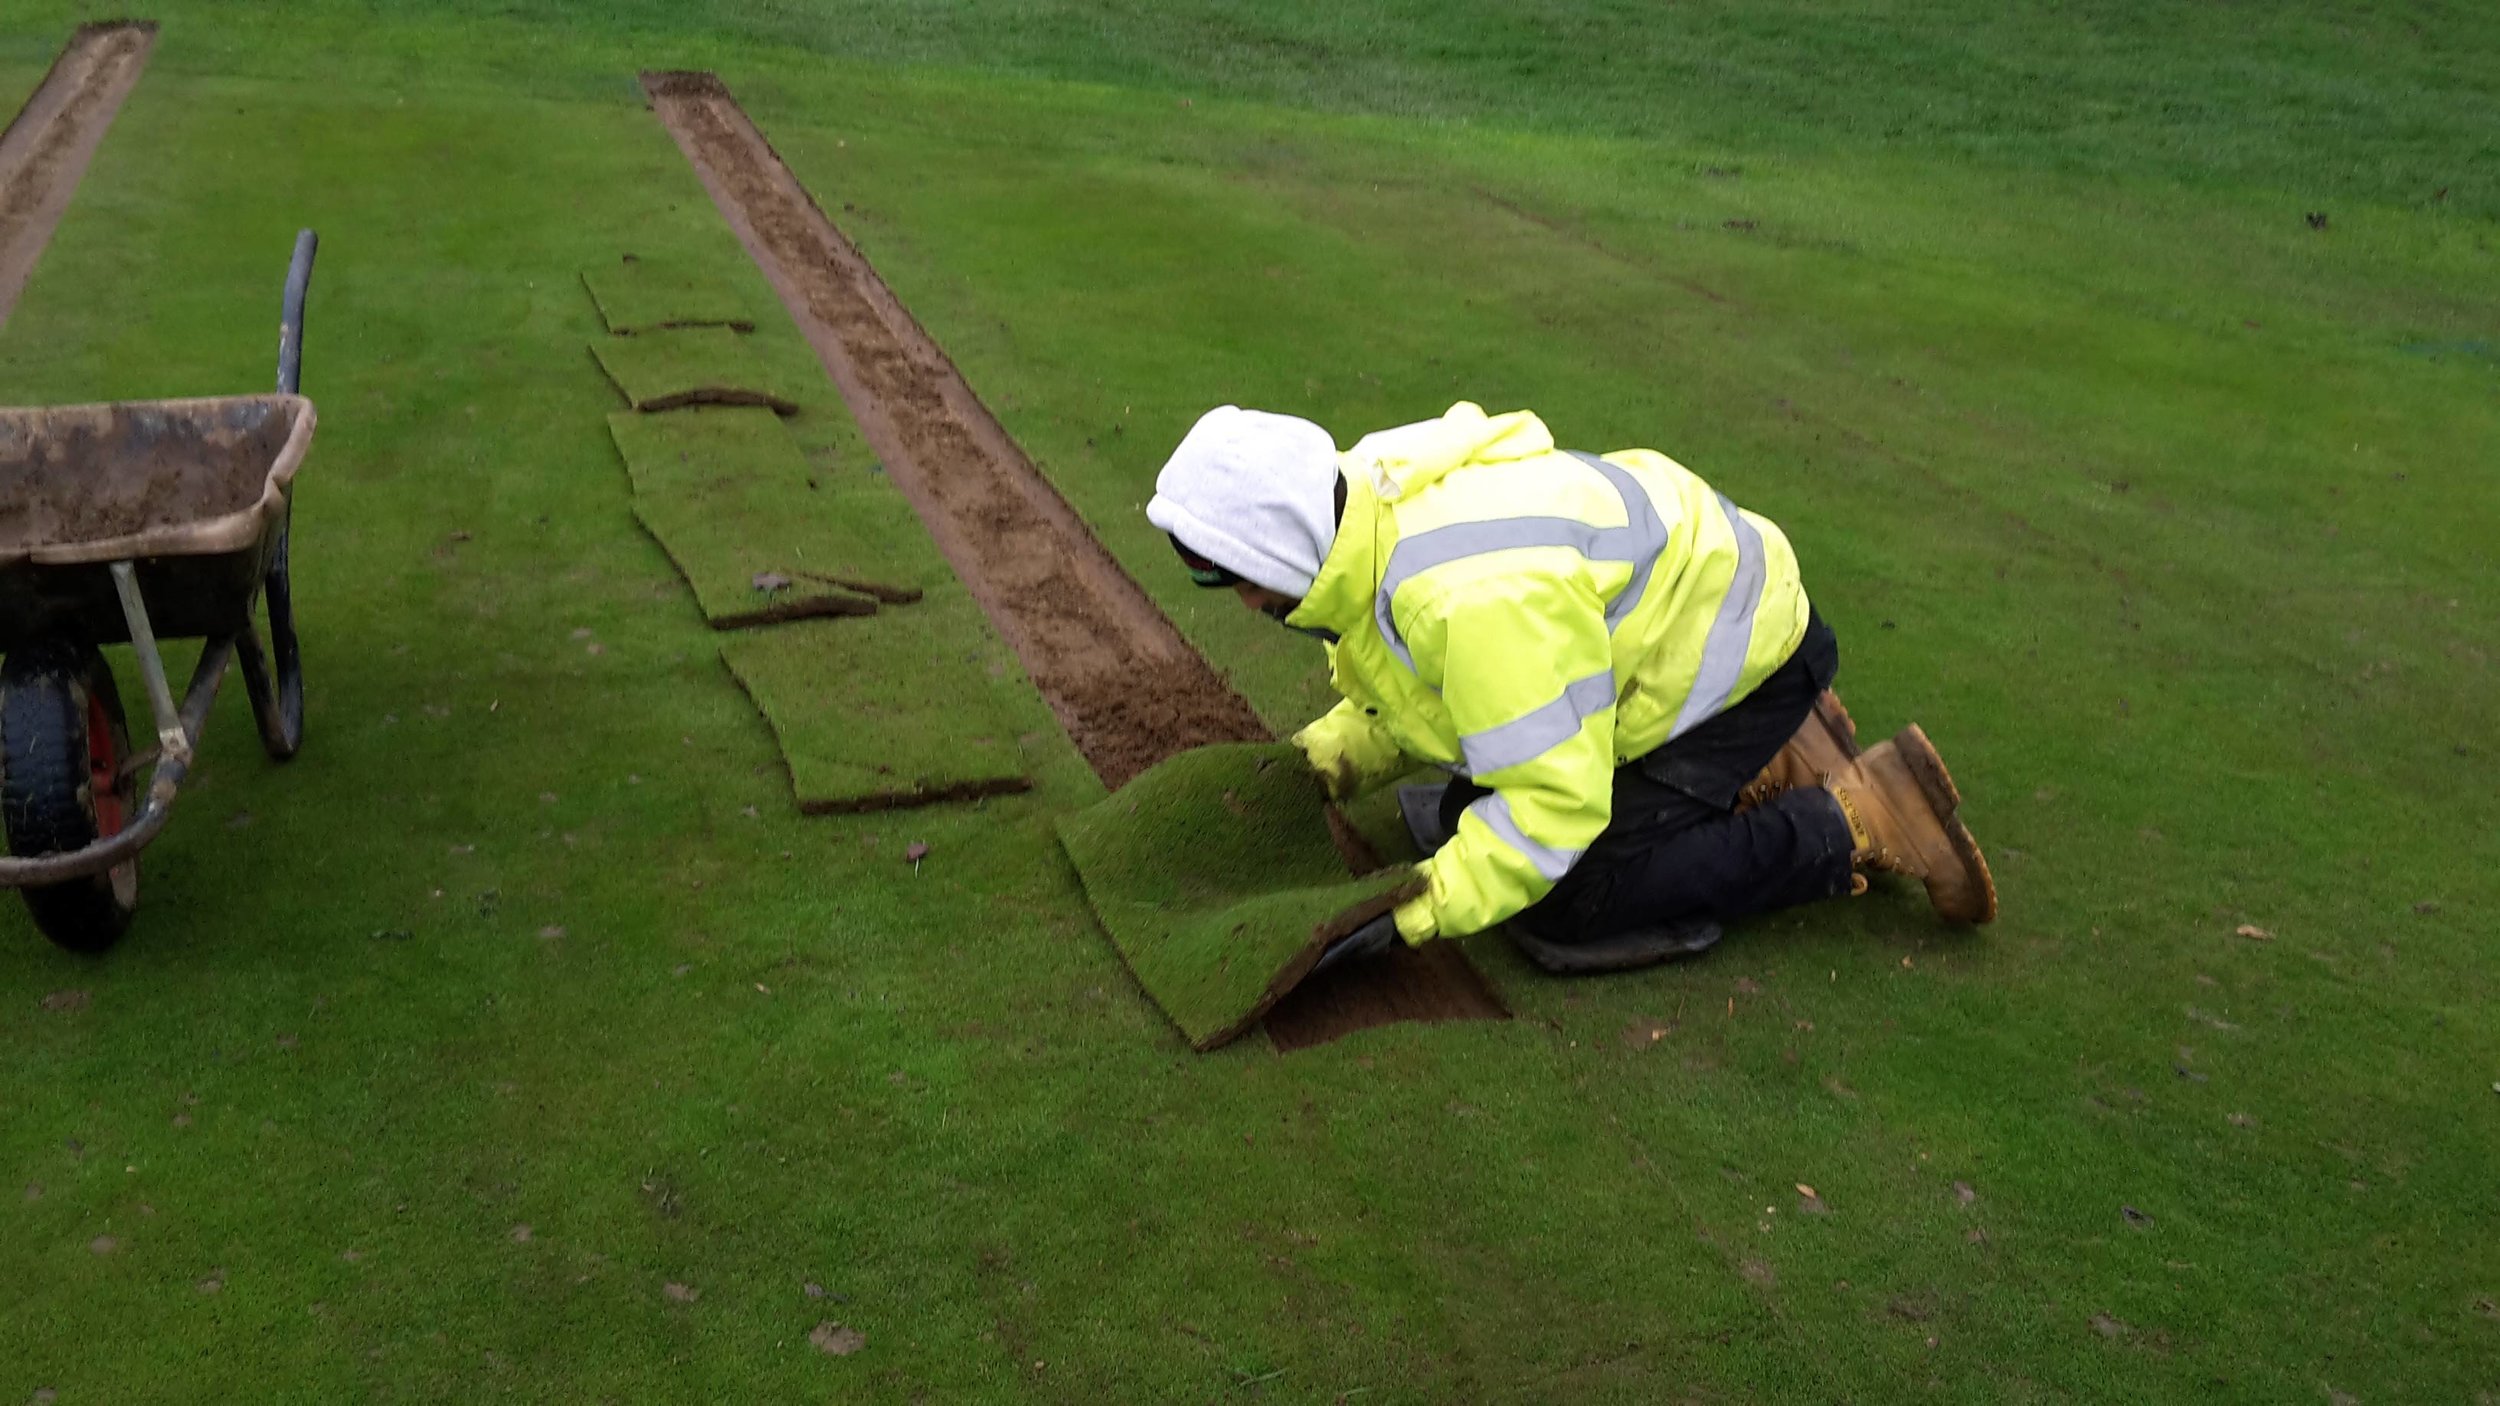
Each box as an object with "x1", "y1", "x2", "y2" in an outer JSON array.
[{"x1": 1, "y1": 641, "x2": 140, "y2": 952}]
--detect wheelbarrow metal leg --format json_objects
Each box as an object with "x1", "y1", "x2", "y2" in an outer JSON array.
[
  {"x1": 232, "y1": 626, "x2": 297, "y2": 759},
  {"x1": 107, "y1": 560, "x2": 189, "y2": 767}
]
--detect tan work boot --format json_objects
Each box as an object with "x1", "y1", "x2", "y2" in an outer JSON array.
[
  {"x1": 1822, "y1": 724, "x2": 1997, "y2": 924},
  {"x1": 1739, "y1": 689, "x2": 1862, "y2": 809}
]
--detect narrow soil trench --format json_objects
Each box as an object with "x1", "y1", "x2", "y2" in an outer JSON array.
[
  {"x1": 0, "y1": 22, "x2": 156, "y2": 331},
  {"x1": 642, "y1": 72, "x2": 1504, "y2": 1045},
  {"x1": 642, "y1": 70, "x2": 1266, "y2": 790}
]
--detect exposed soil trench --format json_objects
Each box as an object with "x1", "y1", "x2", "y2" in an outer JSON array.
[
  {"x1": 643, "y1": 70, "x2": 1264, "y2": 789},
  {"x1": 0, "y1": 22, "x2": 155, "y2": 331},
  {"x1": 642, "y1": 73, "x2": 1504, "y2": 1047}
]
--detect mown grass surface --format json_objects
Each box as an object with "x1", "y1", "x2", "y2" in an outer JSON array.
[
  {"x1": 7, "y1": 0, "x2": 2496, "y2": 216},
  {"x1": 0, "y1": 4, "x2": 2493, "y2": 1402}
]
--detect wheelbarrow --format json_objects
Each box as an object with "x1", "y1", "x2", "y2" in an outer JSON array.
[{"x1": 0, "y1": 232, "x2": 319, "y2": 951}]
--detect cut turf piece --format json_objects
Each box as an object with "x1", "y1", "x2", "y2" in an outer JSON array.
[
  {"x1": 591, "y1": 325, "x2": 798, "y2": 414},
  {"x1": 580, "y1": 255, "x2": 755, "y2": 334},
  {"x1": 607, "y1": 406, "x2": 934, "y2": 629},
  {"x1": 1055, "y1": 742, "x2": 1423, "y2": 1050},
  {"x1": 637, "y1": 528, "x2": 876, "y2": 629},
  {"x1": 721, "y1": 610, "x2": 1032, "y2": 813}
]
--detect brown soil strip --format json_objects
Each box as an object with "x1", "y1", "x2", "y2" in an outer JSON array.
[
  {"x1": 0, "y1": 22, "x2": 156, "y2": 332},
  {"x1": 642, "y1": 71, "x2": 1503, "y2": 1045}
]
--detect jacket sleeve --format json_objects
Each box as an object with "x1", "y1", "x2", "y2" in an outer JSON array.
[
  {"x1": 1293, "y1": 697, "x2": 1409, "y2": 802},
  {"x1": 1392, "y1": 570, "x2": 1618, "y2": 942}
]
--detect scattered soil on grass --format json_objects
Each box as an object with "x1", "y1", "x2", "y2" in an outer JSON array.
[
  {"x1": 809, "y1": 1321, "x2": 866, "y2": 1356},
  {"x1": 644, "y1": 72, "x2": 1501, "y2": 1046},
  {"x1": 0, "y1": 23, "x2": 155, "y2": 330}
]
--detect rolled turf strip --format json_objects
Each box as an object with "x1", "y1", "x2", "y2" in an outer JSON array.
[{"x1": 1056, "y1": 742, "x2": 1421, "y2": 1050}]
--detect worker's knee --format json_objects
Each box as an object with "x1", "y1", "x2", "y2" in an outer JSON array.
[{"x1": 1520, "y1": 859, "x2": 1680, "y2": 946}]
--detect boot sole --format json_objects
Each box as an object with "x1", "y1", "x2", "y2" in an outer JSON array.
[
  {"x1": 1892, "y1": 724, "x2": 1997, "y2": 924},
  {"x1": 1813, "y1": 689, "x2": 1862, "y2": 759},
  {"x1": 1509, "y1": 919, "x2": 1723, "y2": 974}
]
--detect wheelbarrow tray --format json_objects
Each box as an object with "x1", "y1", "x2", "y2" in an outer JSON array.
[{"x1": 0, "y1": 394, "x2": 313, "y2": 649}]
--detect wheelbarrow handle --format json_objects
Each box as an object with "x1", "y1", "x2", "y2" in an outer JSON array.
[{"x1": 277, "y1": 228, "x2": 317, "y2": 395}]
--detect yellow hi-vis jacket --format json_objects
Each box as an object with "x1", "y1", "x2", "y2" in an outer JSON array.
[{"x1": 1289, "y1": 403, "x2": 1811, "y2": 944}]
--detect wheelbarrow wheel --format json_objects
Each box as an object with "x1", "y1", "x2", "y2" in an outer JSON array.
[{"x1": 1, "y1": 641, "x2": 141, "y2": 952}]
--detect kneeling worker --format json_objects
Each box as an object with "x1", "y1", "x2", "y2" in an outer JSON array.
[{"x1": 1146, "y1": 402, "x2": 1994, "y2": 974}]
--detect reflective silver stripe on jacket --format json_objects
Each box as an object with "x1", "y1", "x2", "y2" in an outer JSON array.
[
  {"x1": 1373, "y1": 451, "x2": 1669, "y2": 673},
  {"x1": 1465, "y1": 792, "x2": 1583, "y2": 881},
  {"x1": 1458, "y1": 668, "x2": 1614, "y2": 776},
  {"x1": 1666, "y1": 494, "x2": 1765, "y2": 738}
]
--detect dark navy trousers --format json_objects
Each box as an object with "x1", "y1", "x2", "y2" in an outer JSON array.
[{"x1": 1437, "y1": 611, "x2": 1857, "y2": 943}]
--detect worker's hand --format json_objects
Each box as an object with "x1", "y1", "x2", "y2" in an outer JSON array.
[
  {"x1": 1293, "y1": 701, "x2": 1406, "y2": 802},
  {"x1": 1307, "y1": 913, "x2": 1400, "y2": 979},
  {"x1": 1317, "y1": 752, "x2": 1367, "y2": 804},
  {"x1": 1287, "y1": 733, "x2": 1359, "y2": 801}
]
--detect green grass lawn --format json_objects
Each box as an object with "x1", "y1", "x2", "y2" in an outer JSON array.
[{"x1": 1, "y1": 3, "x2": 2494, "y2": 1401}]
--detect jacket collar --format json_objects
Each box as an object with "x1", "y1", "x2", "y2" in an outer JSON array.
[
  {"x1": 1285, "y1": 403, "x2": 1558, "y2": 639},
  {"x1": 1288, "y1": 466, "x2": 1383, "y2": 639}
]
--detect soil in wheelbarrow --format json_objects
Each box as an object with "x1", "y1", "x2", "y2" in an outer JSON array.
[{"x1": 0, "y1": 401, "x2": 294, "y2": 553}]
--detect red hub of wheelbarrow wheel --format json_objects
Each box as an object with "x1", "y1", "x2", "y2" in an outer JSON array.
[{"x1": 86, "y1": 688, "x2": 126, "y2": 837}]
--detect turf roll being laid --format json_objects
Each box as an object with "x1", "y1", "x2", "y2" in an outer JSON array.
[
  {"x1": 592, "y1": 324, "x2": 798, "y2": 413},
  {"x1": 608, "y1": 406, "x2": 933, "y2": 628},
  {"x1": 720, "y1": 606, "x2": 1034, "y2": 813},
  {"x1": 580, "y1": 255, "x2": 756, "y2": 333},
  {"x1": 1055, "y1": 742, "x2": 1421, "y2": 1050}
]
